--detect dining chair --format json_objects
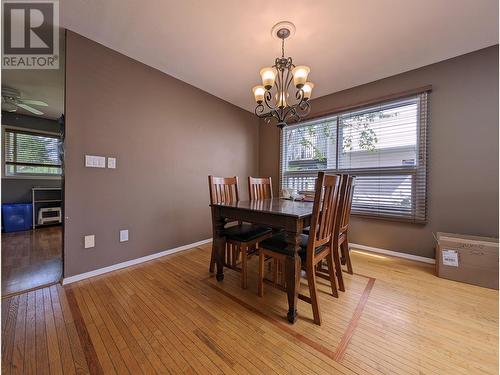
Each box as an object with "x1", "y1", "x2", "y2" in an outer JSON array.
[
  {"x1": 304, "y1": 174, "x2": 356, "y2": 290},
  {"x1": 248, "y1": 176, "x2": 273, "y2": 200},
  {"x1": 249, "y1": 176, "x2": 279, "y2": 279},
  {"x1": 336, "y1": 175, "x2": 356, "y2": 275},
  {"x1": 208, "y1": 175, "x2": 272, "y2": 288},
  {"x1": 257, "y1": 172, "x2": 342, "y2": 325}
]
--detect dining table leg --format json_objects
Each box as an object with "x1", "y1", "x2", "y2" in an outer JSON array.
[
  {"x1": 212, "y1": 208, "x2": 226, "y2": 281},
  {"x1": 285, "y1": 226, "x2": 302, "y2": 324}
]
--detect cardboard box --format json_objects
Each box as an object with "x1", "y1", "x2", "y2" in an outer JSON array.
[{"x1": 435, "y1": 232, "x2": 499, "y2": 289}]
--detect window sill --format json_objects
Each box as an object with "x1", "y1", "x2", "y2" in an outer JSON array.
[
  {"x1": 352, "y1": 212, "x2": 427, "y2": 225},
  {"x1": 2, "y1": 175, "x2": 62, "y2": 180}
]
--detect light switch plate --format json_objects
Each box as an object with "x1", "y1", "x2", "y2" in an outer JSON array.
[
  {"x1": 84, "y1": 235, "x2": 95, "y2": 248},
  {"x1": 85, "y1": 155, "x2": 106, "y2": 168},
  {"x1": 107, "y1": 157, "x2": 116, "y2": 169},
  {"x1": 120, "y1": 230, "x2": 129, "y2": 242},
  {"x1": 96, "y1": 156, "x2": 106, "y2": 168}
]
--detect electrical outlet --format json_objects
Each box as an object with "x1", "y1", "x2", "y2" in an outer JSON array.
[
  {"x1": 120, "y1": 229, "x2": 128, "y2": 242},
  {"x1": 84, "y1": 235, "x2": 95, "y2": 248},
  {"x1": 107, "y1": 157, "x2": 116, "y2": 169}
]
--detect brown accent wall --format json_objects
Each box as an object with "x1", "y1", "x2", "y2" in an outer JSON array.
[
  {"x1": 64, "y1": 31, "x2": 259, "y2": 277},
  {"x1": 260, "y1": 46, "x2": 499, "y2": 258}
]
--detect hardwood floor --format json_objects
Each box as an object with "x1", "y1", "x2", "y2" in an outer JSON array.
[
  {"x1": 2, "y1": 227, "x2": 63, "y2": 296},
  {"x1": 2, "y1": 243, "x2": 498, "y2": 374}
]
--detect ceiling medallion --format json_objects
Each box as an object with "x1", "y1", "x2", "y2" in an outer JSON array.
[{"x1": 252, "y1": 21, "x2": 313, "y2": 129}]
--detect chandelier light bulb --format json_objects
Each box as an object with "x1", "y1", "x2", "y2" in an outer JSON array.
[
  {"x1": 302, "y1": 82, "x2": 314, "y2": 100},
  {"x1": 260, "y1": 67, "x2": 276, "y2": 90},
  {"x1": 292, "y1": 66, "x2": 310, "y2": 88},
  {"x1": 252, "y1": 85, "x2": 266, "y2": 103}
]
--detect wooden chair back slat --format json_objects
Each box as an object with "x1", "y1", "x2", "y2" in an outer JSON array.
[
  {"x1": 338, "y1": 176, "x2": 355, "y2": 234},
  {"x1": 248, "y1": 177, "x2": 273, "y2": 200},
  {"x1": 208, "y1": 176, "x2": 239, "y2": 205},
  {"x1": 307, "y1": 172, "x2": 340, "y2": 257}
]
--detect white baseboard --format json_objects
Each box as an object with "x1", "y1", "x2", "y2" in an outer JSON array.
[
  {"x1": 350, "y1": 243, "x2": 435, "y2": 264},
  {"x1": 62, "y1": 239, "x2": 433, "y2": 285},
  {"x1": 62, "y1": 238, "x2": 212, "y2": 285}
]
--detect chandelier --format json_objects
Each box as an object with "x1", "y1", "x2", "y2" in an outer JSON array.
[{"x1": 252, "y1": 21, "x2": 314, "y2": 129}]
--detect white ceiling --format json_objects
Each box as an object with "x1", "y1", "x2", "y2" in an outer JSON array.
[
  {"x1": 57, "y1": 0, "x2": 496, "y2": 113},
  {"x1": 2, "y1": 68, "x2": 65, "y2": 120},
  {"x1": 2, "y1": 32, "x2": 65, "y2": 120}
]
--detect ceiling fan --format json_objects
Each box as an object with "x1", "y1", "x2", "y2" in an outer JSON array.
[{"x1": 2, "y1": 86, "x2": 48, "y2": 116}]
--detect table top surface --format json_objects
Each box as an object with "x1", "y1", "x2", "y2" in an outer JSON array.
[{"x1": 211, "y1": 198, "x2": 314, "y2": 219}]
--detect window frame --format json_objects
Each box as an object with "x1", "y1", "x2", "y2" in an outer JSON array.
[
  {"x1": 2, "y1": 125, "x2": 63, "y2": 180},
  {"x1": 279, "y1": 88, "x2": 430, "y2": 223}
]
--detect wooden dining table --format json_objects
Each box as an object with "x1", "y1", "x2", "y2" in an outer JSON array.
[{"x1": 210, "y1": 198, "x2": 314, "y2": 324}]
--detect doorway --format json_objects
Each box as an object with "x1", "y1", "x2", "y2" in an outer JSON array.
[{"x1": 1, "y1": 31, "x2": 65, "y2": 296}]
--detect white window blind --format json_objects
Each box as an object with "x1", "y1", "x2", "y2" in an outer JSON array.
[
  {"x1": 4, "y1": 129, "x2": 62, "y2": 177},
  {"x1": 280, "y1": 91, "x2": 429, "y2": 223}
]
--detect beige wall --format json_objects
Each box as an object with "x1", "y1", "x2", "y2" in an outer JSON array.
[
  {"x1": 260, "y1": 46, "x2": 499, "y2": 258},
  {"x1": 64, "y1": 31, "x2": 259, "y2": 277}
]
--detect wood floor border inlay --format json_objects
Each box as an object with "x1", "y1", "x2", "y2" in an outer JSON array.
[
  {"x1": 334, "y1": 274, "x2": 375, "y2": 361},
  {"x1": 64, "y1": 287, "x2": 104, "y2": 375},
  {"x1": 204, "y1": 272, "x2": 376, "y2": 363}
]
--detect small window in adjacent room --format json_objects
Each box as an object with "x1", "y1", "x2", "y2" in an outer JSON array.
[
  {"x1": 3, "y1": 128, "x2": 62, "y2": 177},
  {"x1": 280, "y1": 91, "x2": 429, "y2": 223}
]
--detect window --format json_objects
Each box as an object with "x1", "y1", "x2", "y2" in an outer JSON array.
[
  {"x1": 4, "y1": 128, "x2": 62, "y2": 177},
  {"x1": 280, "y1": 91, "x2": 429, "y2": 222}
]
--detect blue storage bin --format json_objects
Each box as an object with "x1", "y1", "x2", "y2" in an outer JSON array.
[{"x1": 2, "y1": 203, "x2": 32, "y2": 232}]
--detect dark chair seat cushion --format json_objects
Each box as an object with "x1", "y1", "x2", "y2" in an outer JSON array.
[
  {"x1": 302, "y1": 226, "x2": 320, "y2": 236},
  {"x1": 259, "y1": 233, "x2": 325, "y2": 261},
  {"x1": 224, "y1": 223, "x2": 272, "y2": 243}
]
